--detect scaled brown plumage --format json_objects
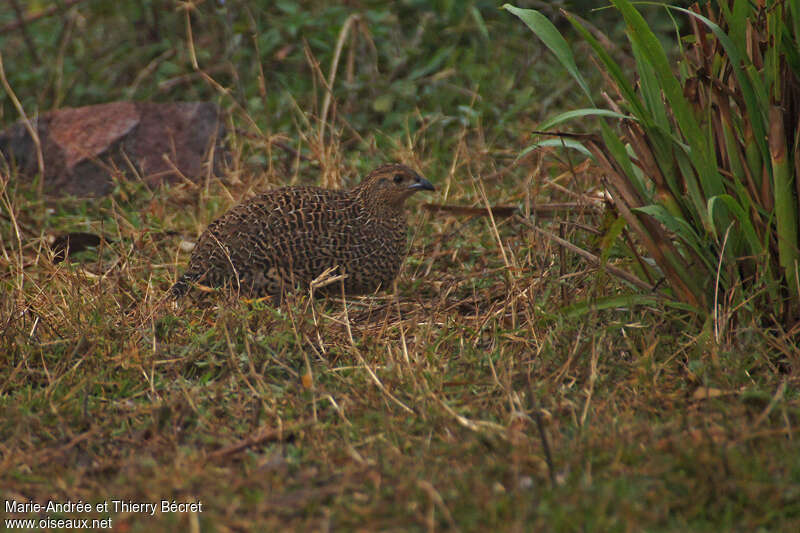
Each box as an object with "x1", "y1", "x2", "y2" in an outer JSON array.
[{"x1": 169, "y1": 164, "x2": 435, "y2": 299}]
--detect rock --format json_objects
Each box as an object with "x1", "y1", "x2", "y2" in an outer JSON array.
[{"x1": 0, "y1": 101, "x2": 226, "y2": 196}]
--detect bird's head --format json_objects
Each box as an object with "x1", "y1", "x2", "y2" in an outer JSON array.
[{"x1": 355, "y1": 164, "x2": 435, "y2": 213}]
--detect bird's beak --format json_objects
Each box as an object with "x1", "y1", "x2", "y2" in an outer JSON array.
[{"x1": 408, "y1": 176, "x2": 435, "y2": 191}]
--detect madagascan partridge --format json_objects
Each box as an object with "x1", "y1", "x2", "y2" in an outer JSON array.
[{"x1": 170, "y1": 163, "x2": 434, "y2": 299}]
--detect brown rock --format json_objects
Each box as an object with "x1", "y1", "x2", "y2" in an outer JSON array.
[{"x1": 0, "y1": 101, "x2": 225, "y2": 196}]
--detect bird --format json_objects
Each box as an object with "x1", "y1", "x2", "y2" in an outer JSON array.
[{"x1": 169, "y1": 163, "x2": 435, "y2": 299}]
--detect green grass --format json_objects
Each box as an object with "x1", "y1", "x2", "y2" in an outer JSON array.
[{"x1": 1, "y1": 1, "x2": 799, "y2": 531}]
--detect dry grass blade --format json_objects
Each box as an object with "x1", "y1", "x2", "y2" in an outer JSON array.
[
  {"x1": 515, "y1": 214, "x2": 654, "y2": 292},
  {"x1": 205, "y1": 421, "x2": 311, "y2": 462},
  {"x1": 0, "y1": 50, "x2": 44, "y2": 193},
  {"x1": 320, "y1": 14, "x2": 361, "y2": 144}
]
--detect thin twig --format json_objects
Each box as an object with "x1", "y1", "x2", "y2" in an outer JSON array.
[
  {"x1": 714, "y1": 223, "x2": 734, "y2": 344},
  {"x1": 422, "y1": 202, "x2": 602, "y2": 218},
  {"x1": 205, "y1": 421, "x2": 310, "y2": 461},
  {"x1": 9, "y1": 0, "x2": 40, "y2": 64},
  {"x1": 528, "y1": 378, "x2": 556, "y2": 488},
  {"x1": 480, "y1": 150, "x2": 537, "y2": 182},
  {"x1": 515, "y1": 215, "x2": 655, "y2": 292},
  {"x1": 0, "y1": 50, "x2": 45, "y2": 194},
  {"x1": 182, "y1": 2, "x2": 199, "y2": 70},
  {"x1": 559, "y1": 222, "x2": 567, "y2": 305},
  {"x1": 0, "y1": 0, "x2": 88, "y2": 33}
]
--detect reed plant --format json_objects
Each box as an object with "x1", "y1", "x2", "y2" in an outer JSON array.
[{"x1": 507, "y1": 0, "x2": 800, "y2": 328}]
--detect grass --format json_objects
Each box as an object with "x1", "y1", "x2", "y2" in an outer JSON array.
[
  {"x1": 1, "y1": 1, "x2": 799, "y2": 531},
  {"x1": 507, "y1": 0, "x2": 800, "y2": 322}
]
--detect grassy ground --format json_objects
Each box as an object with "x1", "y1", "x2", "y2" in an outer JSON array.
[{"x1": 2, "y1": 1, "x2": 799, "y2": 531}]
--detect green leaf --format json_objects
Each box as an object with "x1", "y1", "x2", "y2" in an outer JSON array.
[
  {"x1": 561, "y1": 294, "x2": 698, "y2": 318},
  {"x1": 564, "y1": 11, "x2": 648, "y2": 122},
  {"x1": 635, "y1": 204, "x2": 715, "y2": 273},
  {"x1": 372, "y1": 94, "x2": 394, "y2": 113},
  {"x1": 503, "y1": 5, "x2": 593, "y2": 102},
  {"x1": 707, "y1": 194, "x2": 764, "y2": 257},
  {"x1": 537, "y1": 108, "x2": 632, "y2": 131},
  {"x1": 629, "y1": 39, "x2": 668, "y2": 130},
  {"x1": 470, "y1": 6, "x2": 490, "y2": 41},
  {"x1": 519, "y1": 138, "x2": 592, "y2": 159},
  {"x1": 600, "y1": 122, "x2": 646, "y2": 200},
  {"x1": 408, "y1": 46, "x2": 454, "y2": 80},
  {"x1": 599, "y1": 215, "x2": 627, "y2": 265}
]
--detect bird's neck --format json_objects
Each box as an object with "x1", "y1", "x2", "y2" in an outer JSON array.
[
  {"x1": 362, "y1": 201, "x2": 406, "y2": 222},
  {"x1": 352, "y1": 186, "x2": 406, "y2": 220}
]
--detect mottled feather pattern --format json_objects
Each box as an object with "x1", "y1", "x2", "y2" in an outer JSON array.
[{"x1": 170, "y1": 164, "x2": 434, "y2": 299}]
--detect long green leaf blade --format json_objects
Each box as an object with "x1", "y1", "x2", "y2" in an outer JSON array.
[
  {"x1": 538, "y1": 108, "x2": 632, "y2": 131},
  {"x1": 503, "y1": 5, "x2": 594, "y2": 102}
]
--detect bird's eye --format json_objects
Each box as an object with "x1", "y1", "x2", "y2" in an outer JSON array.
[{"x1": 393, "y1": 173, "x2": 404, "y2": 184}]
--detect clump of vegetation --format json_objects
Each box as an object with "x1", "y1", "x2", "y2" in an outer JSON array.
[{"x1": 508, "y1": 0, "x2": 800, "y2": 332}]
